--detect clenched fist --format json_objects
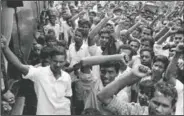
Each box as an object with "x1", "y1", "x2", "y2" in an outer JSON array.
[{"x1": 131, "y1": 64, "x2": 151, "y2": 78}]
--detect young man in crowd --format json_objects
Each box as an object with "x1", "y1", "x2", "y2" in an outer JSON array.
[
  {"x1": 1, "y1": 35, "x2": 72, "y2": 115},
  {"x1": 97, "y1": 64, "x2": 178, "y2": 115}
]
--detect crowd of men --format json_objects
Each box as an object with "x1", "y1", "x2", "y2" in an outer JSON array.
[{"x1": 1, "y1": 1, "x2": 184, "y2": 115}]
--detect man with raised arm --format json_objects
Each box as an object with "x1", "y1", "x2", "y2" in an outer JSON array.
[
  {"x1": 1, "y1": 35, "x2": 72, "y2": 115},
  {"x1": 97, "y1": 64, "x2": 178, "y2": 115}
]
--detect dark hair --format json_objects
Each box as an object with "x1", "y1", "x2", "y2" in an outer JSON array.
[
  {"x1": 48, "y1": 29, "x2": 55, "y2": 35},
  {"x1": 140, "y1": 48, "x2": 155, "y2": 58},
  {"x1": 50, "y1": 46, "x2": 67, "y2": 59},
  {"x1": 118, "y1": 44, "x2": 137, "y2": 59},
  {"x1": 100, "y1": 61, "x2": 121, "y2": 73},
  {"x1": 37, "y1": 35, "x2": 45, "y2": 46},
  {"x1": 81, "y1": 108, "x2": 101, "y2": 115},
  {"x1": 139, "y1": 80, "x2": 155, "y2": 99},
  {"x1": 128, "y1": 39, "x2": 141, "y2": 48},
  {"x1": 75, "y1": 28, "x2": 89, "y2": 38},
  {"x1": 99, "y1": 28, "x2": 112, "y2": 36},
  {"x1": 45, "y1": 34, "x2": 57, "y2": 43},
  {"x1": 78, "y1": 19, "x2": 91, "y2": 29},
  {"x1": 40, "y1": 46, "x2": 53, "y2": 59},
  {"x1": 140, "y1": 38, "x2": 155, "y2": 49},
  {"x1": 153, "y1": 55, "x2": 169, "y2": 70},
  {"x1": 142, "y1": 26, "x2": 154, "y2": 36},
  {"x1": 154, "y1": 82, "x2": 178, "y2": 107}
]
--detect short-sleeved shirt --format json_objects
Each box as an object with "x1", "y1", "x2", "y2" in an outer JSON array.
[
  {"x1": 105, "y1": 96, "x2": 148, "y2": 115},
  {"x1": 23, "y1": 66, "x2": 72, "y2": 115},
  {"x1": 67, "y1": 43, "x2": 90, "y2": 67}
]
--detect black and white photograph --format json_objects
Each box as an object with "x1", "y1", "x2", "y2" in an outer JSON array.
[{"x1": 1, "y1": 1, "x2": 184, "y2": 115}]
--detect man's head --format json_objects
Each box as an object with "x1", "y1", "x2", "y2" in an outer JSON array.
[
  {"x1": 89, "y1": 11, "x2": 97, "y2": 22},
  {"x1": 118, "y1": 44, "x2": 136, "y2": 62},
  {"x1": 48, "y1": 12, "x2": 57, "y2": 25},
  {"x1": 140, "y1": 38, "x2": 154, "y2": 49},
  {"x1": 152, "y1": 55, "x2": 169, "y2": 81},
  {"x1": 173, "y1": 30, "x2": 184, "y2": 45},
  {"x1": 45, "y1": 34, "x2": 57, "y2": 47},
  {"x1": 141, "y1": 26, "x2": 153, "y2": 39},
  {"x1": 99, "y1": 28, "x2": 112, "y2": 51},
  {"x1": 140, "y1": 48, "x2": 154, "y2": 67},
  {"x1": 74, "y1": 28, "x2": 84, "y2": 47},
  {"x1": 113, "y1": 7, "x2": 123, "y2": 16},
  {"x1": 128, "y1": 39, "x2": 140, "y2": 52},
  {"x1": 40, "y1": 46, "x2": 53, "y2": 67},
  {"x1": 131, "y1": 27, "x2": 142, "y2": 39},
  {"x1": 149, "y1": 82, "x2": 177, "y2": 115},
  {"x1": 33, "y1": 43, "x2": 43, "y2": 56},
  {"x1": 50, "y1": 46, "x2": 66, "y2": 73},
  {"x1": 100, "y1": 61, "x2": 120, "y2": 86},
  {"x1": 78, "y1": 19, "x2": 91, "y2": 30},
  {"x1": 138, "y1": 80, "x2": 155, "y2": 106}
]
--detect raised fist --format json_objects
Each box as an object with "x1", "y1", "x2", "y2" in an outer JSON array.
[{"x1": 131, "y1": 64, "x2": 151, "y2": 78}]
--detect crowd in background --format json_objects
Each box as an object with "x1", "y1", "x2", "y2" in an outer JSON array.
[{"x1": 1, "y1": 1, "x2": 184, "y2": 115}]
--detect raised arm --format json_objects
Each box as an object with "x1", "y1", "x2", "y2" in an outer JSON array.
[
  {"x1": 88, "y1": 15, "x2": 112, "y2": 46},
  {"x1": 97, "y1": 64, "x2": 151, "y2": 105},
  {"x1": 165, "y1": 43, "x2": 184, "y2": 86},
  {"x1": 1, "y1": 35, "x2": 29, "y2": 76},
  {"x1": 153, "y1": 21, "x2": 172, "y2": 41},
  {"x1": 156, "y1": 25, "x2": 180, "y2": 45}
]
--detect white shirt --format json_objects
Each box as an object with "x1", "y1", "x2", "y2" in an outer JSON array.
[
  {"x1": 175, "y1": 80, "x2": 184, "y2": 115},
  {"x1": 88, "y1": 44, "x2": 103, "y2": 80},
  {"x1": 44, "y1": 23, "x2": 61, "y2": 40},
  {"x1": 23, "y1": 66, "x2": 72, "y2": 115},
  {"x1": 67, "y1": 43, "x2": 90, "y2": 67},
  {"x1": 154, "y1": 43, "x2": 169, "y2": 57}
]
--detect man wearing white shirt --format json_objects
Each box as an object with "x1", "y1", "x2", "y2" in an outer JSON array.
[
  {"x1": 44, "y1": 13, "x2": 62, "y2": 41},
  {"x1": 1, "y1": 36, "x2": 72, "y2": 115}
]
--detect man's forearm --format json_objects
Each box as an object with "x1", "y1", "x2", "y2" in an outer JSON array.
[
  {"x1": 81, "y1": 54, "x2": 126, "y2": 67},
  {"x1": 154, "y1": 26, "x2": 170, "y2": 41},
  {"x1": 88, "y1": 17, "x2": 111, "y2": 39},
  {"x1": 165, "y1": 53, "x2": 180, "y2": 85},
  {"x1": 156, "y1": 31, "x2": 171, "y2": 45},
  {"x1": 97, "y1": 71, "x2": 140, "y2": 105}
]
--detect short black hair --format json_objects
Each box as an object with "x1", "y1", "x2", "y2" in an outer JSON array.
[
  {"x1": 128, "y1": 39, "x2": 141, "y2": 48},
  {"x1": 154, "y1": 82, "x2": 178, "y2": 107},
  {"x1": 100, "y1": 61, "x2": 121, "y2": 73},
  {"x1": 118, "y1": 44, "x2": 137, "y2": 59},
  {"x1": 153, "y1": 55, "x2": 169, "y2": 70},
  {"x1": 140, "y1": 38, "x2": 155, "y2": 49},
  {"x1": 140, "y1": 48, "x2": 155, "y2": 58},
  {"x1": 50, "y1": 45, "x2": 67, "y2": 59},
  {"x1": 78, "y1": 19, "x2": 91, "y2": 28},
  {"x1": 139, "y1": 80, "x2": 155, "y2": 99},
  {"x1": 45, "y1": 34, "x2": 57, "y2": 43},
  {"x1": 40, "y1": 46, "x2": 53, "y2": 59},
  {"x1": 142, "y1": 26, "x2": 154, "y2": 36},
  {"x1": 99, "y1": 28, "x2": 112, "y2": 36}
]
